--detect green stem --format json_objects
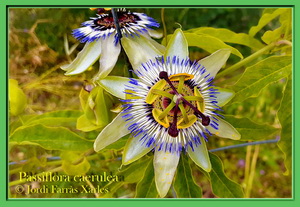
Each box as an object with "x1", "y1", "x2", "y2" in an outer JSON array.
[
  {"x1": 161, "y1": 8, "x2": 168, "y2": 46},
  {"x1": 215, "y1": 42, "x2": 276, "y2": 79},
  {"x1": 246, "y1": 145, "x2": 260, "y2": 198}
]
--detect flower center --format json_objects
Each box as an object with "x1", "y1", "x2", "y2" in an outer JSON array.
[
  {"x1": 93, "y1": 11, "x2": 140, "y2": 30},
  {"x1": 146, "y1": 71, "x2": 210, "y2": 137}
]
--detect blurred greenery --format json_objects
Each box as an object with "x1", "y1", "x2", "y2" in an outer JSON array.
[{"x1": 8, "y1": 8, "x2": 291, "y2": 198}]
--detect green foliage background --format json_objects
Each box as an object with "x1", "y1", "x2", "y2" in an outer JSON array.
[{"x1": 8, "y1": 8, "x2": 292, "y2": 198}]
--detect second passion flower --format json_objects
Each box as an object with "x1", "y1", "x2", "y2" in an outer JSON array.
[
  {"x1": 61, "y1": 8, "x2": 164, "y2": 79},
  {"x1": 94, "y1": 28, "x2": 241, "y2": 197}
]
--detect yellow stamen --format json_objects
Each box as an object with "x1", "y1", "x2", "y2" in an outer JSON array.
[
  {"x1": 151, "y1": 89, "x2": 174, "y2": 99},
  {"x1": 184, "y1": 96, "x2": 203, "y2": 102},
  {"x1": 158, "y1": 102, "x2": 175, "y2": 120},
  {"x1": 178, "y1": 103, "x2": 189, "y2": 123},
  {"x1": 194, "y1": 87, "x2": 205, "y2": 112},
  {"x1": 145, "y1": 79, "x2": 167, "y2": 104},
  {"x1": 152, "y1": 108, "x2": 170, "y2": 128},
  {"x1": 177, "y1": 115, "x2": 197, "y2": 129},
  {"x1": 177, "y1": 76, "x2": 185, "y2": 93},
  {"x1": 169, "y1": 73, "x2": 194, "y2": 81}
]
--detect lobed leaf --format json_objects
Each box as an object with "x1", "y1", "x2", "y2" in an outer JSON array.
[
  {"x1": 200, "y1": 153, "x2": 244, "y2": 198},
  {"x1": 135, "y1": 158, "x2": 159, "y2": 198},
  {"x1": 223, "y1": 115, "x2": 279, "y2": 141},
  {"x1": 249, "y1": 8, "x2": 289, "y2": 37},
  {"x1": 187, "y1": 27, "x2": 265, "y2": 51},
  {"x1": 101, "y1": 157, "x2": 151, "y2": 198},
  {"x1": 277, "y1": 75, "x2": 292, "y2": 175},
  {"x1": 24, "y1": 110, "x2": 81, "y2": 128},
  {"x1": 183, "y1": 33, "x2": 243, "y2": 58},
  {"x1": 10, "y1": 124, "x2": 93, "y2": 151},
  {"x1": 261, "y1": 9, "x2": 292, "y2": 44},
  {"x1": 174, "y1": 155, "x2": 202, "y2": 198},
  {"x1": 230, "y1": 56, "x2": 292, "y2": 103}
]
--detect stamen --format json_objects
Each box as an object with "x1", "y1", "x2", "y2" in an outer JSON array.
[
  {"x1": 184, "y1": 96, "x2": 203, "y2": 101},
  {"x1": 177, "y1": 76, "x2": 186, "y2": 93},
  {"x1": 178, "y1": 104, "x2": 189, "y2": 123},
  {"x1": 181, "y1": 98, "x2": 210, "y2": 126},
  {"x1": 151, "y1": 89, "x2": 174, "y2": 99},
  {"x1": 158, "y1": 102, "x2": 176, "y2": 119}
]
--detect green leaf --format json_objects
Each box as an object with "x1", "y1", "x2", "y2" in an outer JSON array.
[
  {"x1": 261, "y1": 9, "x2": 292, "y2": 44},
  {"x1": 85, "y1": 86, "x2": 113, "y2": 126},
  {"x1": 102, "y1": 156, "x2": 151, "y2": 198},
  {"x1": 61, "y1": 155, "x2": 91, "y2": 176},
  {"x1": 79, "y1": 88, "x2": 89, "y2": 110},
  {"x1": 200, "y1": 153, "x2": 244, "y2": 198},
  {"x1": 10, "y1": 124, "x2": 93, "y2": 151},
  {"x1": 277, "y1": 75, "x2": 292, "y2": 175},
  {"x1": 9, "y1": 79, "x2": 27, "y2": 116},
  {"x1": 77, "y1": 86, "x2": 114, "y2": 132},
  {"x1": 135, "y1": 158, "x2": 159, "y2": 198},
  {"x1": 174, "y1": 155, "x2": 202, "y2": 198},
  {"x1": 184, "y1": 33, "x2": 243, "y2": 59},
  {"x1": 230, "y1": 56, "x2": 292, "y2": 103},
  {"x1": 61, "y1": 151, "x2": 90, "y2": 175},
  {"x1": 249, "y1": 8, "x2": 289, "y2": 37},
  {"x1": 22, "y1": 157, "x2": 46, "y2": 173},
  {"x1": 187, "y1": 27, "x2": 265, "y2": 51},
  {"x1": 24, "y1": 110, "x2": 81, "y2": 127},
  {"x1": 223, "y1": 115, "x2": 279, "y2": 141},
  {"x1": 76, "y1": 114, "x2": 104, "y2": 132}
]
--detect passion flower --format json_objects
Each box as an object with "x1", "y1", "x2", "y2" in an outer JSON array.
[{"x1": 94, "y1": 28, "x2": 240, "y2": 197}]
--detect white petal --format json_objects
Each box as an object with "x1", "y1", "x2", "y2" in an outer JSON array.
[
  {"x1": 153, "y1": 150, "x2": 180, "y2": 197},
  {"x1": 198, "y1": 49, "x2": 231, "y2": 79},
  {"x1": 121, "y1": 35, "x2": 163, "y2": 71},
  {"x1": 97, "y1": 76, "x2": 131, "y2": 99},
  {"x1": 148, "y1": 29, "x2": 163, "y2": 39},
  {"x1": 164, "y1": 28, "x2": 189, "y2": 60},
  {"x1": 214, "y1": 87, "x2": 235, "y2": 107},
  {"x1": 207, "y1": 116, "x2": 241, "y2": 140},
  {"x1": 122, "y1": 134, "x2": 153, "y2": 165},
  {"x1": 187, "y1": 137, "x2": 211, "y2": 172},
  {"x1": 142, "y1": 32, "x2": 166, "y2": 53},
  {"x1": 96, "y1": 35, "x2": 121, "y2": 79},
  {"x1": 94, "y1": 112, "x2": 129, "y2": 152},
  {"x1": 62, "y1": 40, "x2": 102, "y2": 75}
]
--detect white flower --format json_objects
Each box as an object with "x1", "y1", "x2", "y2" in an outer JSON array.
[
  {"x1": 94, "y1": 28, "x2": 241, "y2": 197},
  {"x1": 61, "y1": 8, "x2": 164, "y2": 79}
]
